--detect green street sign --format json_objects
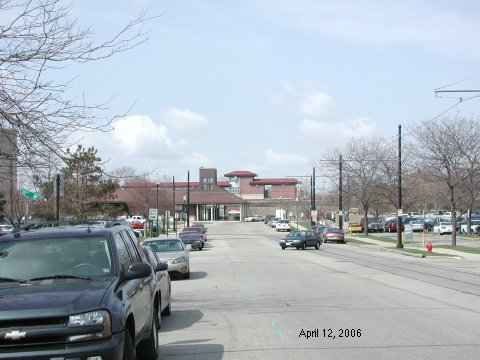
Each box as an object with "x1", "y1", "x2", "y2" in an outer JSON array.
[{"x1": 20, "y1": 188, "x2": 40, "y2": 201}]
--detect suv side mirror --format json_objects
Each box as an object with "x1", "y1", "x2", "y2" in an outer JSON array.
[
  {"x1": 155, "y1": 262, "x2": 168, "y2": 272},
  {"x1": 124, "y1": 262, "x2": 152, "y2": 280}
]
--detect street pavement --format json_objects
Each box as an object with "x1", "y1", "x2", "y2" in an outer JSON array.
[{"x1": 157, "y1": 221, "x2": 480, "y2": 360}]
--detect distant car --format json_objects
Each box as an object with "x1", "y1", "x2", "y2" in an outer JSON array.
[
  {"x1": 460, "y1": 220, "x2": 480, "y2": 234},
  {"x1": 184, "y1": 224, "x2": 207, "y2": 241},
  {"x1": 179, "y1": 232, "x2": 204, "y2": 250},
  {"x1": 311, "y1": 225, "x2": 329, "y2": 237},
  {"x1": 321, "y1": 227, "x2": 345, "y2": 243},
  {"x1": 182, "y1": 225, "x2": 207, "y2": 241},
  {"x1": 384, "y1": 220, "x2": 404, "y2": 233},
  {"x1": 268, "y1": 217, "x2": 281, "y2": 228},
  {"x1": 127, "y1": 215, "x2": 146, "y2": 224},
  {"x1": 367, "y1": 223, "x2": 384, "y2": 233},
  {"x1": 244, "y1": 215, "x2": 265, "y2": 222},
  {"x1": 275, "y1": 219, "x2": 291, "y2": 232},
  {"x1": 141, "y1": 245, "x2": 172, "y2": 322},
  {"x1": 0, "y1": 224, "x2": 14, "y2": 236},
  {"x1": 264, "y1": 215, "x2": 275, "y2": 224},
  {"x1": 130, "y1": 220, "x2": 144, "y2": 229},
  {"x1": 143, "y1": 237, "x2": 190, "y2": 279},
  {"x1": 409, "y1": 220, "x2": 424, "y2": 232},
  {"x1": 348, "y1": 223, "x2": 363, "y2": 233},
  {"x1": 433, "y1": 222, "x2": 453, "y2": 235},
  {"x1": 279, "y1": 230, "x2": 321, "y2": 250}
]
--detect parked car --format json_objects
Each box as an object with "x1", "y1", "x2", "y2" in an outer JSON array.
[
  {"x1": 321, "y1": 227, "x2": 345, "y2": 243},
  {"x1": 268, "y1": 217, "x2": 281, "y2": 228},
  {"x1": 0, "y1": 220, "x2": 160, "y2": 360},
  {"x1": 311, "y1": 225, "x2": 329, "y2": 237},
  {"x1": 275, "y1": 219, "x2": 291, "y2": 232},
  {"x1": 348, "y1": 223, "x2": 363, "y2": 233},
  {"x1": 179, "y1": 232, "x2": 204, "y2": 250},
  {"x1": 433, "y1": 221, "x2": 453, "y2": 235},
  {"x1": 127, "y1": 215, "x2": 146, "y2": 224},
  {"x1": 384, "y1": 219, "x2": 404, "y2": 233},
  {"x1": 460, "y1": 219, "x2": 480, "y2": 234},
  {"x1": 424, "y1": 219, "x2": 436, "y2": 232},
  {"x1": 141, "y1": 245, "x2": 172, "y2": 324},
  {"x1": 264, "y1": 215, "x2": 275, "y2": 224},
  {"x1": 184, "y1": 224, "x2": 208, "y2": 241},
  {"x1": 367, "y1": 222, "x2": 384, "y2": 233},
  {"x1": 0, "y1": 224, "x2": 14, "y2": 236},
  {"x1": 130, "y1": 220, "x2": 144, "y2": 229},
  {"x1": 144, "y1": 237, "x2": 190, "y2": 279},
  {"x1": 244, "y1": 215, "x2": 265, "y2": 222},
  {"x1": 409, "y1": 220, "x2": 424, "y2": 232},
  {"x1": 279, "y1": 230, "x2": 321, "y2": 250}
]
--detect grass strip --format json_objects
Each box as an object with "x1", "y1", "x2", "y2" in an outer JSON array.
[
  {"x1": 344, "y1": 237, "x2": 376, "y2": 245},
  {"x1": 435, "y1": 245, "x2": 480, "y2": 254},
  {"x1": 388, "y1": 247, "x2": 454, "y2": 257}
]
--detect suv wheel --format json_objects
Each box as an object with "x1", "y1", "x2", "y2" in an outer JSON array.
[
  {"x1": 123, "y1": 328, "x2": 135, "y2": 360},
  {"x1": 301, "y1": 241, "x2": 306, "y2": 250},
  {"x1": 137, "y1": 311, "x2": 159, "y2": 360},
  {"x1": 315, "y1": 241, "x2": 320, "y2": 250},
  {"x1": 162, "y1": 297, "x2": 172, "y2": 316}
]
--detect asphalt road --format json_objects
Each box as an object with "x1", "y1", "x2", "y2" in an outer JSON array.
[{"x1": 157, "y1": 222, "x2": 480, "y2": 360}]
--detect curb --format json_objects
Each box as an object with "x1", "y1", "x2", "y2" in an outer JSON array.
[{"x1": 383, "y1": 247, "x2": 463, "y2": 259}]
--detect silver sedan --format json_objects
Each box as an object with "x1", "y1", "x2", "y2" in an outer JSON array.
[{"x1": 143, "y1": 237, "x2": 190, "y2": 279}]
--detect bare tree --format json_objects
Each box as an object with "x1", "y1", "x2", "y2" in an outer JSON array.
[
  {"x1": 0, "y1": 0, "x2": 151, "y2": 175},
  {"x1": 410, "y1": 115, "x2": 480, "y2": 246}
]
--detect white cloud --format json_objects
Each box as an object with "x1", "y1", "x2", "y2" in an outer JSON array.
[
  {"x1": 182, "y1": 152, "x2": 212, "y2": 167},
  {"x1": 300, "y1": 91, "x2": 334, "y2": 118},
  {"x1": 111, "y1": 115, "x2": 179, "y2": 157},
  {"x1": 264, "y1": 149, "x2": 309, "y2": 167},
  {"x1": 164, "y1": 108, "x2": 209, "y2": 131},
  {"x1": 300, "y1": 117, "x2": 377, "y2": 142}
]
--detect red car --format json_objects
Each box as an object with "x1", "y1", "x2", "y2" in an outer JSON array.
[
  {"x1": 384, "y1": 220, "x2": 404, "y2": 233},
  {"x1": 130, "y1": 220, "x2": 144, "y2": 229}
]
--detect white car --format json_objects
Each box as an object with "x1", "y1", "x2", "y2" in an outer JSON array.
[
  {"x1": 460, "y1": 220, "x2": 480, "y2": 234},
  {"x1": 127, "y1": 215, "x2": 146, "y2": 224},
  {"x1": 276, "y1": 220, "x2": 291, "y2": 232},
  {"x1": 409, "y1": 220, "x2": 424, "y2": 232},
  {"x1": 433, "y1": 222, "x2": 453, "y2": 235}
]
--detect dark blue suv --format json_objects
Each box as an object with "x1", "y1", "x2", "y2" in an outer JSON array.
[{"x1": 0, "y1": 221, "x2": 160, "y2": 360}]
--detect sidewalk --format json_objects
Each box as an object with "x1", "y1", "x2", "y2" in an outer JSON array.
[{"x1": 346, "y1": 234, "x2": 480, "y2": 260}]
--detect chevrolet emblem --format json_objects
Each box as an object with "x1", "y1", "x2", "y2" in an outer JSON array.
[{"x1": 5, "y1": 330, "x2": 26, "y2": 340}]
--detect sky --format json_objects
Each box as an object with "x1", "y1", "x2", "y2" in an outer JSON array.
[{"x1": 65, "y1": 0, "x2": 480, "y2": 185}]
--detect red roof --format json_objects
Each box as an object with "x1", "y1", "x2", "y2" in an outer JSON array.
[
  {"x1": 250, "y1": 178, "x2": 298, "y2": 185},
  {"x1": 224, "y1": 171, "x2": 257, "y2": 177}
]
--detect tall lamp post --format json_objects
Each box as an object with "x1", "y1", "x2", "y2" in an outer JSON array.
[{"x1": 156, "y1": 183, "x2": 159, "y2": 236}]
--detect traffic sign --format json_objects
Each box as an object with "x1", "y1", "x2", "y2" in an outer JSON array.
[
  {"x1": 20, "y1": 189, "x2": 39, "y2": 201},
  {"x1": 149, "y1": 208, "x2": 158, "y2": 220}
]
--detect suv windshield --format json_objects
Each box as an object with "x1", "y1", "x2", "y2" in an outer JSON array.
[{"x1": 0, "y1": 236, "x2": 113, "y2": 282}]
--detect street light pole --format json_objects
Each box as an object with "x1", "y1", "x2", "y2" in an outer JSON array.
[{"x1": 156, "y1": 183, "x2": 159, "y2": 237}]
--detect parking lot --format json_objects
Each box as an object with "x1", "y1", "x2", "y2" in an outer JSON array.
[{"x1": 158, "y1": 221, "x2": 480, "y2": 360}]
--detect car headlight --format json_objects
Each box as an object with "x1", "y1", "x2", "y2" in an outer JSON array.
[
  {"x1": 67, "y1": 310, "x2": 112, "y2": 342},
  {"x1": 173, "y1": 256, "x2": 186, "y2": 264}
]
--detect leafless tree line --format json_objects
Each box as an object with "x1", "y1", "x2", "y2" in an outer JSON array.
[{"x1": 316, "y1": 115, "x2": 480, "y2": 246}]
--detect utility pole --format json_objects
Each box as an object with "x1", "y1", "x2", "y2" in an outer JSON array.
[
  {"x1": 397, "y1": 125, "x2": 403, "y2": 249},
  {"x1": 187, "y1": 170, "x2": 190, "y2": 227},
  {"x1": 339, "y1": 155, "x2": 343, "y2": 230}
]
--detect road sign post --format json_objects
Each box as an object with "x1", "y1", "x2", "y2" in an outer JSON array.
[{"x1": 20, "y1": 189, "x2": 39, "y2": 201}]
